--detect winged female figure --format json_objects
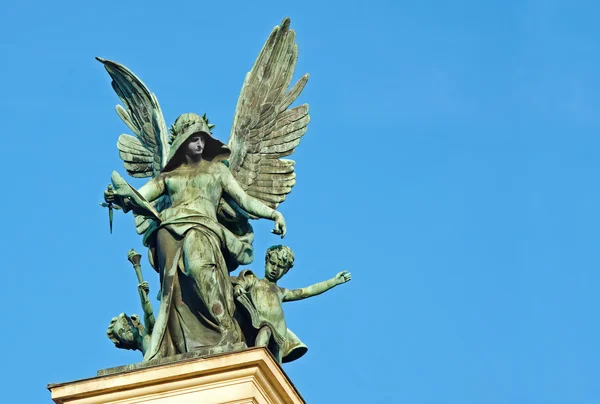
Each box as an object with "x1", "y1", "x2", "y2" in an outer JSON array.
[{"x1": 100, "y1": 18, "x2": 310, "y2": 361}]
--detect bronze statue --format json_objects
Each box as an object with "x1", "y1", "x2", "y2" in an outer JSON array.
[
  {"x1": 100, "y1": 18, "x2": 351, "y2": 365},
  {"x1": 233, "y1": 245, "x2": 351, "y2": 363}
]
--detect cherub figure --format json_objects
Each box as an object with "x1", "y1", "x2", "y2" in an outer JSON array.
[
  {"x1": 232, "y1": 245, "x2": 351, "y2": 363},
  {"x1": 107, "y1": 281, "x2": 155, "y2": 354}
]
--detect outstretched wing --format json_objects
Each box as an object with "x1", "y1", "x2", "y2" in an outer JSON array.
[
  {"x1": 227, "y1": 18, "x2": 310, "y2": 211},
  {"x1": 97, "y1": 57, "x2": 172, "y2": 237},
  {"x1": 96, "y1": 57, "x2": 170, "y2": 177}
]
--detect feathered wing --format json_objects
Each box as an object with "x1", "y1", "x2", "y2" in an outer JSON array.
[
  {"x1": 226, "y1": 17, "x2": 310, "y2": 214},
  {"x1": 97, "y1": 57, "x2": 171, "y2": 235}
]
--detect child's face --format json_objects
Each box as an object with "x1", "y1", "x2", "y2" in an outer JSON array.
[
  {"x1": 265, "y1": 255, "x2": 290, "y2": 281},
  {"x1": 110, "y1": 313, "x2": 141, "y2": 349}
]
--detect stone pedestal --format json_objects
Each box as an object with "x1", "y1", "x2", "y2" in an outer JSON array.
[{"x1": 48, "y1": 347, "x2": 304, "y2": 403}]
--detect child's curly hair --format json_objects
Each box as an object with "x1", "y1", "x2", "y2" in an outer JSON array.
[{"x1": 265, "y1": 245, "x2": 295, "y2": 272}]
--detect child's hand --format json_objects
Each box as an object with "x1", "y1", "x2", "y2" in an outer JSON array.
[
  {"x1": 334, "y1": 270, "x2": 352, "y2": 285},
  {"x1": 138, "y1": 281, "x2": 150, "y2": 295},
  {"x1": 234, "y1": 284, "x2": 247, "y2": 297},
  {"x1": 137, "y1": 281, "x2": 150, "y2": 303}
]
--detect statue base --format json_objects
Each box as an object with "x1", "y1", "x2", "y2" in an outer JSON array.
[
  {"x1": 97, "y1": 341, "x2": 247, "y2": 376},
  {"x1": 47, "y1": 347, "x2": 304, "y2": 403}
]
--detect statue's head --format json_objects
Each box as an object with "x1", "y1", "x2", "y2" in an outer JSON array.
[
  {"x1": 107, "y1": 313, "x2": 145, "y2": 351},
  {"x1": 163, "y1": 113, "x2": 230, "y2": 171},
  {"x1": 264, "y1": 245, "x2": 295, "y2": 281}
]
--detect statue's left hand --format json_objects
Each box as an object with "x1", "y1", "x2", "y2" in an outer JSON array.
[
  {"x1": 271, "y1": 211, "x2": 287, "y2": 238},
  {"x1": 334, "y1": 270, "x2": 352, "y2": 285}
]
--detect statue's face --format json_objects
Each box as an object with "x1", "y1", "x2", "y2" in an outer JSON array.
[
  {"x1": 114, "y1": 318, "x2": 134, "y2": 341},
  {"x1": 108, "y1": 313, "x2": 141, "y2": 349},
  {"x1": 265, "y1": 256, "x2": 290, "y2": 282},
  {"x1": 185, "y1": 134, "x2": 206, "y2": 157}
]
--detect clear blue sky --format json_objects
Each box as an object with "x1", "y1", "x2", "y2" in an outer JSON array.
[{"x1": 1, "y1": 0, "x2": 599, "y2": 402}]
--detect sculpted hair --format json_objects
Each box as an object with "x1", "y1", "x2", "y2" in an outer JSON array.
[{"x1": 265, "y1": 245, "x2": 295, "y2": 271}]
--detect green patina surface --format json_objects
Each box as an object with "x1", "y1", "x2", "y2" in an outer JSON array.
[{"x1": 101, "y1": 18, "x2": 350, "y2": 366}]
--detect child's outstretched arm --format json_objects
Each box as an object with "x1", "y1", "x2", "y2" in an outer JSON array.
[{"x1": 283, "y1": 271, "x2": 351, "y2": 302}]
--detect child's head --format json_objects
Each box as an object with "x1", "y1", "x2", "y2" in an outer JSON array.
[
  {"x1": 107, "y1": 313, "x2": 145, "y2": 351},
  {"x1": 265, "y1": 245, "x2": 295, "y2": 281}
]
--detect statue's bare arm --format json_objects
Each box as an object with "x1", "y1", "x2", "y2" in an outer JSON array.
[
  {"x1": 137, "y1": 176, "x2": 166, "y2": 202},
  {"x1": 283, "y1": 271, "x2": 352, "y2": 302},
  {"x1": 104, "y1": 176, "x2": 165, "y2": 210},
  {"x1": 219, "y1": 165, "x2": 287, "y2": 237}
]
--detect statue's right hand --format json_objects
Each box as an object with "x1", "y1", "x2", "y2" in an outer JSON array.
[
  {"x1": 138, "y1": 281, "x2": 150, "y2": 295},
  {"x1": 234, "y1": 285, "x2": 247, "y2": 298},
  {"x1": 104, "y1": 184, "x2": 116, "y2": 204}
]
